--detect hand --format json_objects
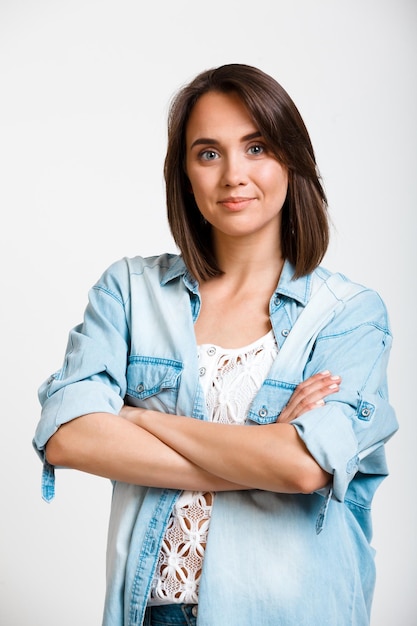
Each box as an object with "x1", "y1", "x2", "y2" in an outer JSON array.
[{"x1": 278, "y1": 371, "x2": 340, "y2": 424}]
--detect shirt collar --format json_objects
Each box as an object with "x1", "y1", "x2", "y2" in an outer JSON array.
[
  {"x1": 161, "y1": 255, "x2": 313, "y2": 305},
  {"x1": 275, "y1": 260, "x2": 312, "y2": 306},
  {"x1": 160, "y1": 255, "x2": 198, "y2": 292}
]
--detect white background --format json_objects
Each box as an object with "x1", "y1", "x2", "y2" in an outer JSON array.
[{"x1": 0, "y1": 1, "x2": 415, "y2": 624}]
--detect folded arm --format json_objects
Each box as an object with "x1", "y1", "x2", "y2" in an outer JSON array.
[
  {"x1": 122, "y1": 407, "x2": 331, "y2": 493},
  {"x1": 45, "y1": 412, "x2": 246, "y2": 491},
  {"x1": 46, "y1": 371, "x2": 338, "y2": 493}
]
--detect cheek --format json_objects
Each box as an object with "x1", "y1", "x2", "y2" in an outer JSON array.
[
  {"x1": 187, "y1": 170, "x2": 215, "y2": 202},
  {"x1": 260, "y1": 165, "x2": 288, "y2": 198}
]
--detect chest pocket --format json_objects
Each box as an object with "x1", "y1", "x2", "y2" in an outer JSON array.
[
  {"x1": 248, "y1": 379, "x2": 297, "y2": 424},
  {"x1": 126, "y1": 355, "x2": 183, "y2": 414}
]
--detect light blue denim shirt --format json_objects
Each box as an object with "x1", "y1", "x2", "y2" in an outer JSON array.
[{"x1": 33, "y1": 254, "x2": 398, "y2": 626}]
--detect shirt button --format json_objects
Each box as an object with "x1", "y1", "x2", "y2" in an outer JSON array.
[
  {"x1": 199, "y1": 367, "x2": 206, "y2": 377},
  {"x1": 207, "y1": 346, "x2": 216, "y2": 356},
  {"x1": 346, "y1": 457, "x2": 358, "y2": 474},
  {"x1": 361, "y1": 407, "x2": 371, "y2": 418},
  {"x1": 258, "y1": 408, "x2": 268, "y2": 418},
  {"x1": 281, "y1": 329, "x2": 290, "y2": 337},
  {"x1": 192, "y1": 606, "x2": 198, "y2": 617},
  {"x1": 273, "y1": 295, "x2": 281, "y2": 306},
  {"x1": 136, "y1": 383, "x2": 145, "y2": 393}
]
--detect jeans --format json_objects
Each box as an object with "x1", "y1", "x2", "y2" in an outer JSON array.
[{"x1": 144, "y1": 604, "x2": 198, "y2": 626}]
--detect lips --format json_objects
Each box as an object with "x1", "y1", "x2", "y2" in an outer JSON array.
[{"x1": 218, "y1": 196, "x2": 255, "y2": 210}]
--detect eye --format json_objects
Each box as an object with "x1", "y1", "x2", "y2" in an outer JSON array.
[
  {"x1": 248, "y1": 144, "x2": 265, "y2": 156},
  {"x1": 199, "y1": 149, "x2": 219, "y2": 161}
]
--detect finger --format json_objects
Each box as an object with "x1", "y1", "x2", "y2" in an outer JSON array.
[
  {"x1": 281, "y1": 372, "x2": 340, "y2": 419},
  {"x1": 279, "y1": 375, "x2": 341, "y2": 423},
  {"x1": 287, "y1": 372, "x2": 341, "y2": 407},
  {"x1": 289, "y1": 371, "x2": 337, "y2": 395}
]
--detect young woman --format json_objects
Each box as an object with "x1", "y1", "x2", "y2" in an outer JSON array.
[{"x1": 33, "y1": 64, "x2": 398, "y2": 626}]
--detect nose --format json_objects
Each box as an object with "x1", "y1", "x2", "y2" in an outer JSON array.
[{"x1": 221, "y1": 153, "x2": 248, "y2": 187}]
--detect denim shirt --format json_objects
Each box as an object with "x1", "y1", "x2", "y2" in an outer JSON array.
[{"x1": 33, "y1": 254, "x2": 398, "y2": 626}]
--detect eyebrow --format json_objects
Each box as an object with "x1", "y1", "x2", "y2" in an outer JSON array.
[{"x1": 190, "y1": 131, "x2": 262, "y2": 150}]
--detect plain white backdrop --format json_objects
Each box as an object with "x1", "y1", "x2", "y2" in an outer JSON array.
[{"x1": 1, "y1": 1, "x2": 415, "y2": 624}]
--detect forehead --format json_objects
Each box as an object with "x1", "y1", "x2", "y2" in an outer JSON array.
[{"x1": 186, "y1": 91, "x2": 258, "y2": 144}]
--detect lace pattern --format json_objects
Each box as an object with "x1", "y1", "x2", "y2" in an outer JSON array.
[
  {"x1": 202, "y1": 331, "x2": 279, "y2": 424},
  {"x1": 150, "y1": 491, "x2": 213, "y2": 604},
  {"x1": 149, "y1": 330, "x2": 278, "y2": 605}
]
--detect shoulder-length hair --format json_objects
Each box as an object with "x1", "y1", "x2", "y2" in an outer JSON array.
[{"x1": 164, "y1": 63, "x2": 329, "y2": 281}]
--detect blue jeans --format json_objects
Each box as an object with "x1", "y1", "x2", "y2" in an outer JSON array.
[{"x1": 144, "y1": 604, "x2": 198, "y2": 626}]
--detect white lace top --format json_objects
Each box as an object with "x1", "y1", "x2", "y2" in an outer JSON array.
[{"x1": 149, "y1": 330, "x2": 278, "y2": 605}]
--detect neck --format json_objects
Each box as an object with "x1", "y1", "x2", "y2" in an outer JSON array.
[
  {"x1": 195, "y1": 230, "x2": 284, "y2": 347},
  {"x1": 211, "y1": 230, "x2": 283, "y2": 287}
]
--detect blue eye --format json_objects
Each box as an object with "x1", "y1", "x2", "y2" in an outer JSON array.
[
  {"x1": 248, "y1": 144, "x2": 265, "y2": 156},
  {"x1": 200, "y1": 150, "x2": 219, "y2": 161}
]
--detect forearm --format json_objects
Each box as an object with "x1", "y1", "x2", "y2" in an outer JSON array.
[
  {"x1": 45, "y1": 412, "x2": 248, "y2": 491},
  {"x1": 134, "y1": 410, "x2": 331, "y2": 493}
]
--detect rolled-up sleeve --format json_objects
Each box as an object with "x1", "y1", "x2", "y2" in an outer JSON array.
[
  {"x1": 32, "y1": 262, "x2": 131, "y2": 499},
  {"x1": 291, "y1": 289, "x2": 398, "y2": 503}
]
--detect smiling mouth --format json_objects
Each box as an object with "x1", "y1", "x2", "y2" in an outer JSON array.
[{"x1": 218, "y1": 197, "x2": 255, "y2": 210}]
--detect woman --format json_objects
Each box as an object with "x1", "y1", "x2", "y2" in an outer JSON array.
[{"x1": 33, "y1": 64, "x2": 397, "y2": 626}]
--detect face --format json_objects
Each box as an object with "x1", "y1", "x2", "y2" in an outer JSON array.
[{"x1": 185, "y1": 91, "x2": 288, "y2": 243}]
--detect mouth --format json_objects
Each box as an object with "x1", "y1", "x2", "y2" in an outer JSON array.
[{"x1": 218, "y1": 196, "x2": 255, "y2": 210}]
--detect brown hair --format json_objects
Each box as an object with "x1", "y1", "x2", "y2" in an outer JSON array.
[{"x1": 164, "y1": 63, "x2": 329, "y2": 280}]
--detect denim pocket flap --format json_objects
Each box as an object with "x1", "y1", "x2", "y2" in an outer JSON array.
[
  {"x1": 247, "y1": 379, "x2": 297, "y2": 424},
  {"x1": 126, "y1": 356, "x2": 183, "y2": 400}
]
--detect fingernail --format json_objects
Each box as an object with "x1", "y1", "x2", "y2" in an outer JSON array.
[
  {"x1": 330, "y1": 375, "x2": 340, "y2": 381},
  {"x1": 328, "y1": 383, "x2": 339, "y2": 389},
  {"x1": 316, "y1": 399, "x2": 325, "y2": 406},
  {"x1": 320, "y1": 370, "x2": 330, "y2": 375}
]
